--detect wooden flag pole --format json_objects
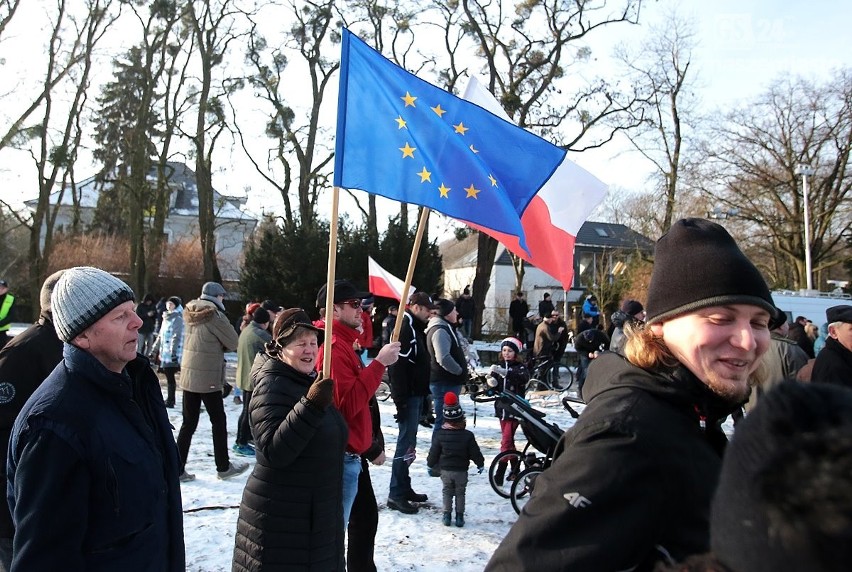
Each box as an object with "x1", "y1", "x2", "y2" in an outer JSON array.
[
  {"x1": 322, "y1": 186, "x2": 341, "y2": 378},
  {"x1": 391, "y1": 207, "x2": 431, "y2": 343}
]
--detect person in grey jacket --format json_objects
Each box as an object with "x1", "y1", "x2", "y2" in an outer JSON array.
[
  {"x1": 425, "y1": 299, "x2": 467, "y2": 440},
  {"x1": 177, "y1": 282, "x2": 246, "y2": 481}
]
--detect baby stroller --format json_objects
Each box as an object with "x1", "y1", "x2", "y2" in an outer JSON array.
[{"x1": 469, "y1": 372, "x2": 578, "y2": 514}]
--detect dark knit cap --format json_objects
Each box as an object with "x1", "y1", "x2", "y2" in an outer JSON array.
[
  {"x1": 620, "y1": 299, "x2": 644, "y2": 317},
  {"x1": 39, "y1": 270, "x2": 65, "y2": 315},
  {"x1": 252, "y1": 307, "x2": 270, "y2": 324},
  {"x1": 51, "y1": 267, "x2": 136, "y2": 342},
  {"x1": 501, "y1": 337, "x2": 523, "y2": 355},
  {"x1": 443, "y1": 392, "x2": 464, "y2": 421},
  {"x1": 711, "y1": 381, "x2": 852, "y2": 572},
  {"x1": 167, "y1": 296, "x2": 182, "y2": 307},
  {"x1": 435, "y1": 299, "x2": 455, "y2": 318},
  {"x1": 645, "y1": 218, "x2": 776, "y2": 325}
]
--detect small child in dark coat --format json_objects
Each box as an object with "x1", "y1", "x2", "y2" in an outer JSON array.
[{"x1": 427, "y1": 392, "x2": 485, "y2": 527}]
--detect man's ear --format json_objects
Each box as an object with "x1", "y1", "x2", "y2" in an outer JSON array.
[
  {"x1": 827, "y1": 324, "x2": 839, "y2": 340},
  {"x1": 72, "y1": 330, "x2": 91, "y2": 350}
]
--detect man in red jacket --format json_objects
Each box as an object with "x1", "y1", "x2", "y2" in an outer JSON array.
[{"x1": 315, "y1": 280, "x2": 400, "y2": 528}]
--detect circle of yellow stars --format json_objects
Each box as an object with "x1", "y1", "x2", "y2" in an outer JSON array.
[{"x1": 393, "y1": 91, "x2": 500, "y2": 200}]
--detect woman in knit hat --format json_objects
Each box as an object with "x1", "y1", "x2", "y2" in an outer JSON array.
[
  {"x1": 426, "y1": 392, "x2": 485, "y2": 528},
  {"x1": 488, "y1": 218, "x2": 780, "y2": 572},
  {"x1": 489, "y1": 337, "x2": 529, "y2": 485}
]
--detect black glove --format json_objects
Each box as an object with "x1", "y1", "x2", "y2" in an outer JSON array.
[{"x1": 306, "y1": 376, "x2": 334, "y2": 410}]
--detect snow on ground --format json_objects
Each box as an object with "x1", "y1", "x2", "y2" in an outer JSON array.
[{"x1": 173, "y1": 358, "x2": 584, "y2": 572}]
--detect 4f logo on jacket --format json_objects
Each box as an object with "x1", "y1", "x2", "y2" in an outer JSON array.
[{"x1": 563, "y1": 492, "x2": 591, "y2": 508}]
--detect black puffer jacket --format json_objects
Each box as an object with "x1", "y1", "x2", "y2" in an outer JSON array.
[
  {"x1": 490, "y1": 360, "x2": 529, "y2": 420},
  {"x1": 233, "y1": 353, "x2": 348, "y2": 572},
  {"x1": 812, "y1": 337, "x2": 852, "y2": 387},
  {"x1": 486, "y1": 352, "x2": 738, "y2": 572}
]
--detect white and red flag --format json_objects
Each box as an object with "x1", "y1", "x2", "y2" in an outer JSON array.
[
  {"x1": 368, "y1": 257, "x2": 416, "y2": 301},
  {"x1": 460, "y1": 77, "x2": 608, "y2": 289}
]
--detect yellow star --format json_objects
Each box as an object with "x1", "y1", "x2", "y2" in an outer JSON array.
[
  {"x1": 431, "y1": 104, "x2": 446, "y2": 117},
  {"x1": 401, "y1": 92, "x2": 417, "y2": 107},
  {"x1": 469, "y1": 144, "x2": 479, "y2": 154},
  {"x1": 454, "y1": 122, "x2": 469, "y2": 135},
  {"x1": 399, "y1": 142, "x2": 416, "y2": 158},
  {"x1": 438, "y1": 183, "x2": 450, "y2": 198},
  {"x1": 417, "y1": 167, "x2": 431, "y2": 183},
  {"x1": 395, "y1": 116, "x2": 407, "y2": 129},
  {"x1": 465, "y1": 184, "x2": 480, "y2": 199},
  {"x1": 489, "y1": 174, "x2": 497, "y2": 187}
]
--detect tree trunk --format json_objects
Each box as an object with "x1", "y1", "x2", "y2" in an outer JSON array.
[{"x1": 472, "y1": 233, "x2": 498, "y2": 338}]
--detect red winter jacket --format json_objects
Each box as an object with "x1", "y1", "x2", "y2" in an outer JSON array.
[{"x1": 317, "y1": 320, "x2": 385, "y2": 454}]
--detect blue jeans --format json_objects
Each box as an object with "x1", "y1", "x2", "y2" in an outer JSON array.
[
  {"x1": 389, "y1": 395, "x2": 424, "y2": 500},
  {"x1": 459, "y1": 318, "x2": 473, "y2": 340},
  {"x1": 430, "y1": 383, "x2": 462, "y2": 439},
  {"x1": 577, "y1": 355, "x2": 592, "y2": 394},
  {"x1": 342, "y1": 452, "x2": 362, "y2": 527}
]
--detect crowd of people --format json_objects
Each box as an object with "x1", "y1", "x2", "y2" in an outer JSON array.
[{"x1": 0, "y1": 215, "x2": 850, "y2": 571}]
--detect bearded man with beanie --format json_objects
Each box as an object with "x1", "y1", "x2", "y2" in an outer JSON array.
[
  {"x1": 7, "y1": 267, "x2": 184, "y2": 571},
  {"x1": 487, "y1": 218, "x2": 778, "y2": 572},
  {"x1": 177, "y1": 281, "x2": 246, "y2": 481},
  {"x1": 426, "y1": 299, "x2": 468, "y2": 440}
]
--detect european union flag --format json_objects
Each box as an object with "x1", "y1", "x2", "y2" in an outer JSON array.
[{"x1": 334, "y1": 29, "x2": 567, "y2": 249}]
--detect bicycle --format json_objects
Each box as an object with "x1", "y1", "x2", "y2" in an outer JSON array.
[
  {"x1": 525, "y1": 355, "x2": 574, "y2": 397},
  {"x1": 374, "y1": 371, "x2": 391, "y2": 402}
]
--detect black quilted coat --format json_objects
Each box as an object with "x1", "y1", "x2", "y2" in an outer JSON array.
[{"x1": 232, "y1": 353, "x2": 348, "y2": 571}]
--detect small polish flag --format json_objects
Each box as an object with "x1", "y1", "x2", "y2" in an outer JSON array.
[
  {"x1": 461, "y1": 77, "x2": 608, "y2": 289},
  {"x1": 368, "y1": 257, "x2": 416, "y2": 301}
]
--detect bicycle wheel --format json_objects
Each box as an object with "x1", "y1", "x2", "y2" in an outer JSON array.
[
  {"x1": 510, "y1": 466, "x2": 544, "y2": 514},
  {"x1": 374, "y1": 381, "x2": 391, "y2": 402},
  {"x1": 547, "y1": 363, "x2": 574, "y2": 391},
  {"x1": 489, "y1": 450, "x2": 523, "y2": 498}
]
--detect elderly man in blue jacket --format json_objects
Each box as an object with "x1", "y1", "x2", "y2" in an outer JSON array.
[{"x1": 6, "y1": 267, "x2": 184, "y2": 571}]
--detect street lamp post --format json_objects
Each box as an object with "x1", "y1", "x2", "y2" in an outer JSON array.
[{"x1": 796, "y1": 164, "x2": 815, "y2": 292}]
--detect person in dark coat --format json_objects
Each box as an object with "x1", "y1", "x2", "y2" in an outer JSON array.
[
  {"x1": 609, "y1": 299, "x2": 645, "y2": 356},
  {"x1": 347, "y1": 396, "x2": 385, "y2": 572},
  {"x1": 0, "y1": 270, "x2": 64, "y2": 569},
  {"x1": 487, "y1": 218, "x2": 778, "y2": 572},
  {"x1": 232, "y1": 309, "x2": 348, "y2": 572},
  {"x1": 7, "y1": 266, "x2": 184, "y2": 571},
  {"x1": 787, "y1": 315, "x2": 815, "y2": 358},
  {"x1": 489, "y1": 337, "x2": 529, "y2": 485},
  {"x1": 508, "y1": 291, "x2": 528, "y2": 339},
  {"x1": 454, "y1": 286, "x2": 476, "y2": 340},
  {"x1": 537, "y1": 292, "x2": 554, "y2": 319},
  {"x1": 387, "y1": 292, "x2": 435, "y2": 514},
  {"x1": 812, "y1": 305, "x2": 852, "y2": 387},
  {"x1": 573, "y1": 326, "x2": 610, "y2": 396}
]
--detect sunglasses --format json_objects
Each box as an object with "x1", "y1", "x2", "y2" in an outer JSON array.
[{"x1": 339, "y1": 299, "x2": 362, "y2": 309}]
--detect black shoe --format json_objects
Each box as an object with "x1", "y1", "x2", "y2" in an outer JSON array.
[
  {"x1": 419, "y1": 419, "x2": 432, "y2": 428},
  {"x1": 406, "y1": 490, "x2": 428, "y2": 503},
  {"x1": 387, "y1": 498, "x2": 419, "y2": 514}
]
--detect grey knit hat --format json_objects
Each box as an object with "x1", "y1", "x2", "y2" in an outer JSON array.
[{"x1": 51, "y1": 267, "x2": 135, "y2": 342}]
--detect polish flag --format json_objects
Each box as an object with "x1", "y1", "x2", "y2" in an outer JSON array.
[
  {"x1": 461, "y1": 77, "x2": 608, "y2": 289},
  {"x1": 368, "y1": 257, "x2": 416, "y2": 301}
]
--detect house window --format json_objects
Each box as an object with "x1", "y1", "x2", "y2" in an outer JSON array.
[{"x1": 594, "y1": 227, "x2": 609, "y2": 238}]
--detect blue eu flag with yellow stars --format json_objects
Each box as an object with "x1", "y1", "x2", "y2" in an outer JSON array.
[{"x1": 334, "y1": 29, "x2": 567, "y2": 250}]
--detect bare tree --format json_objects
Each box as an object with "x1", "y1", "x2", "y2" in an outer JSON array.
[
  {"x1": 184, "y1": 0, "x2": 244, "y2": 282},
  {"x1": 1, "y1": 0, "x2": 118, "y2": 316},
  {"x1": 616, "y1": 10, "x2": 699, "y2": 233},
  {"x1": 236, "y1": 0, "x2": 339, "y2": 233},
  {"x1": 428, "y1": 0, "x2": 645, "y2": 336},
  {"x1": 696, "y1": 70, "x2": 852, "y2": 290}
]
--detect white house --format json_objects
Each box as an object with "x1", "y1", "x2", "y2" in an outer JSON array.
[
  {"x1": 441, "y1": 221, "x2": 653, "y2": 335},
  {"x1": 27, "y1": 161, "x2": 258, "y2": 281}
]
